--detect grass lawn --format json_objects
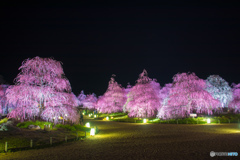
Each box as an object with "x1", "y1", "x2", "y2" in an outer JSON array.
[
  {"x1": 0, "y1": 120, "x2": 91, "y2": 153},
  {"x1": 94, "y1": 112, "x2": 240, "y2": 124}
]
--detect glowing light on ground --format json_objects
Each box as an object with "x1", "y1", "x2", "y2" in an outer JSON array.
[
  {"x1": 94, "y1": 115, "x2": 97, "y2": 118},
  {"x1": 106, "y1": 117, "x2": 109, "y2": 120},
  {"x1": 207, "y1": 118, "x2": 211, "y2": 124},
  {"x1": 86, "y1": 122, "x2": 90, "y2": 128},
  {"x1": 90, "y1": 128, "x2": 95, "y2": 136},
  {"x1": 143, "y1": 119, "x2": 147, "y2": 123},
  {"x1": 152, "y1": 118, "x2": 159, "y2": 122}
]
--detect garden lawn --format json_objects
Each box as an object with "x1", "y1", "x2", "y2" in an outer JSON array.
[
  {"x1": 1, "y1": 115, "x2": 240, "y2": 160},
  {"x1": 0, "y1": 122, "x2": 90, "y2": 152}
]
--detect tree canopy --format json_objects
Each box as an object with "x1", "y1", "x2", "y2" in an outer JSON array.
[
  {"x1": 160, "y1": 73, "x2": 220, "y2": 119},
  {"x1": 96, "y1": 75, "x2": 126, "y2": 113},
  {"x1": 124, "y1": 70, "x2": 161, "y2": 118},
  {"x1": 6, "y1": 56, "x2": 79, "y2": 123}
]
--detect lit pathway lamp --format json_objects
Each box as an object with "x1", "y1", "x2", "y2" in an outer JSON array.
[
  {"x1": 86, "y1": 122, "x2": 90, "y2": 128},
  {"x1": 207, "y1": 118, "x2": 211, "y2": 124},
  {"x1": 106, "y1": 117, "x2": 109, "y2": 120},
  {"x1": 90, "y1": 128, "x2": 95, "y2": 136},
  {"x1": 143, "y1": 119, "x2": 147, "y2": 123}
]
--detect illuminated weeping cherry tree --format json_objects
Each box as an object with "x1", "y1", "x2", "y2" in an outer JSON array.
[
  {"x1": 6, "y1": 56, "x2": 79, "y2": 123},
  {"x1": 165, "y1": 73, "x2": 220, "y2": 118},
  {"x1": 82, "y1": 93, "x2": 98, "y2": 110},
  {"x1": 77, "y1": 90, "x2": 86, "y2": 106},
  {"x1": 123, "y1": 83, "x2": 132, "y2": 113},
  {"x1": 206, "y1": 75, "x2": 233, "y2": 109},
  {"x1": 229, "y1": 83, "x2": 240, "y2": 113},
  {"x1": 156, "y1": 83, "x2": 172, "y2": 119},
  {"x1": 0, "y1": 85, "x2": 5, "y2": 114},
  {"x1": 124, "y1": 70, "x2": 160, "y2": 118},
  {"x1": 96, "y1": 75, "x2": 126, "y2": 113},
  {"x1": 0, "y1": 85, "x2": 13, "y2": 115}
]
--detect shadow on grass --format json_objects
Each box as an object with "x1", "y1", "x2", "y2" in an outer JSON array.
[{"x1": 1, "y1": 136, "x2": 87, "y2": 153}]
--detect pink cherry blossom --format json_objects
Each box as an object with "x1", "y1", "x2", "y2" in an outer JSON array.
[
  {"x1": 6, "y1": 56, "x2": 79, "y2": 123},
  {"x1": 160, "y1": 72, "x2": 220, "y2": 119},
  {"x1": 96, "y1": 75, "x2": 126, "y2": 113},
  {"x1": 124, "y1": 70, "x2": 161, "y2": 118},
  {"x1": 82, "y1": 93, "x2": 97, "y2": 110},
  {"x1": 229, "y1": 83, "x2": 240, "y2": 113}
]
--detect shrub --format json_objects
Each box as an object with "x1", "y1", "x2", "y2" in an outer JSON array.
[
  {"x1": 16, "y1": 121, "x2": 53, "y2": 129},
  {"x1": 0, "y1": 118, "x2": 8, "y2": 124},
  {"x1": 55, "y1": 124, "x2": 76, "y2": 131}
]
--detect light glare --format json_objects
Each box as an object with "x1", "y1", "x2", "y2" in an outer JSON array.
[
  {"x1": 207, "y1": 118, "x2": 211, "y2": 124},
  {"x1": 143, "y1": 119, "x2": 147, "y2": 123},
  {"x1": 86, "y1": 122, "x2": 90, "y2": 127},
  {"x1": 90, "y1": 128, "x2": 95, "y2": 136}
]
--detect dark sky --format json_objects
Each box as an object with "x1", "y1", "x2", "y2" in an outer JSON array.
[{"x1": 0, "y1": 1, "x2": 240, "y2": 96}]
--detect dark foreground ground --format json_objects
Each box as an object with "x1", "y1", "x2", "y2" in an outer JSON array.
[{"x1": 1, "y1": 116, "x2": 240, "y2": 160}]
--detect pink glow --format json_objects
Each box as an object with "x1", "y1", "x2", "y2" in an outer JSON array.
[
  {"x1": 0, "y1": 85, "x2": 6, "y2": 114},
  {"x1": 6, "y1": 56, "x2": 79, "y2": 123},
  {"x1": 159, "y1": 73, "x2": 220, "y2": 119},
  {"x1": 96, "y1": 75, "x2": 126, "y2": 113},
  {"x1": 229, "y1": 83, "x2": 240, "y2": 113},
  {"x1": 124, "y1": 69, "x2": 160, "y2": 118},
  {"x1": 82, "y1": 93, "x2": 97, "y2": 110},
  {"x1": 77, "y1": 90, "x2": 86, "y2": 106}
]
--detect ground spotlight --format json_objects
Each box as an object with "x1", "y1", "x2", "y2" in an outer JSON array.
[
  {"x1": 143, "y1": 119, "x2": 147, "y2": 123},
  {"x1": 207, "y1": 118, "x2": 211, "y2": 124},
  {"x1": 90, "y1": 128, "x2": 95, "y2": 136},
  {"x1": 86, "y1": 122, "x2": 90, "y2": 127}
]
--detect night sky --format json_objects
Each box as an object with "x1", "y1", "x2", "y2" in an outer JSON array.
[{"x1": 1, "y1": 2, "x2": 240, "y2": 96}]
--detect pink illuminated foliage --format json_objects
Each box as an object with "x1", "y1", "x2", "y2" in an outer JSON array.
[
  {"x1": 82, "y1": 93, "x2": 97, "y2": 110},
  {"x1": 96, "y1": 75, "x2": 126, "y2": 113},
  {"x1": 123, "y1": 83, "x2": 132, "y2": 112},
  {"x1": 161, "y1": 73, "x2": 220, "y2": 119},
  {"x1": 124, "y1": 70, "x2": 161, "y2": 118},
  {"x1": 156, "y1": 83, "x2": 172, "y2": 119},
  {"x1": 77, "y1": 90, "x2": 86, "y2": 106},
  {"x1": 0, "y1": 85, "x2": 6, "y2": 114},
  {"x1": 229, "y1": 83, "x2": 240, "y2": 113},
  {"x1": 0, "y1": 85, "x2": 14, "y2": 115},
  {"x1": 6, "y1": 56, "x2": 79, "y2": 123},
  {"x1": 125, "y1": 83, "x2": 132, "y2": 94}
]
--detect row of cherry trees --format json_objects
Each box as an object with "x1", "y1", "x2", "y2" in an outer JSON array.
[
  {"x1": 2, "y1": 56, "x2": 240, "y2": 122},
  {"x1": 80, "y1": 70, "x2": 239, "y2": 119}
]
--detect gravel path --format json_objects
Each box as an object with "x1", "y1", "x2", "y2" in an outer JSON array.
[{"x1": 1, "y1": 116, "x2": 240, "y2": 160}]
